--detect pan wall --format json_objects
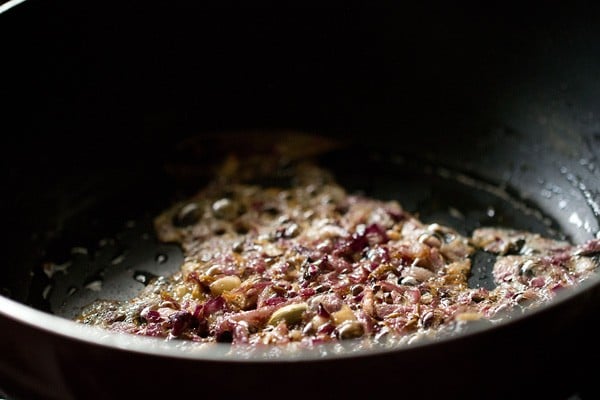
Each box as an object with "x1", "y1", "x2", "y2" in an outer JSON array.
[
  {"x1": 1, "y1": 3, "x2": 600, "y2": 400},
  {"x1": 3, "y1": 2, "x2": 599, "y2": 293}
]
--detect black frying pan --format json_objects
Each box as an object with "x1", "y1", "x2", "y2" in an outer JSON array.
[{"x1": 1, "y1": 3, "x2": 600, "y2": 400}]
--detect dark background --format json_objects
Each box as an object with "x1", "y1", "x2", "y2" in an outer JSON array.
[
  {"x1": 3, "y1": 1, "x2": 600, "y2": 159},
  {"x1": 4, "y1": 0, "x2": 600, "y2": 241}
]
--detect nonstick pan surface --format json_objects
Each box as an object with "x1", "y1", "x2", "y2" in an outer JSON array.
[
  {"x1": 28, "y1": 139, "x2": 584, "y2": 320},
  {"x1": 1, "y1": 3, "x2": 600, "y2": 400},
  {"x1": 2, "y1": 130, "x2": 599, "y2": 400}
]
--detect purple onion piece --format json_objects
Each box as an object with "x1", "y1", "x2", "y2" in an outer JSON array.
[
  {"x1": 169, "y1": 310, "x2": 192, "y2": 337},
  {"x1": 203, "y1": 296, "x2": 226, "y2": 316},
  {"x1": 317, "y1": 303, "x2": 330, "y2": 318}
]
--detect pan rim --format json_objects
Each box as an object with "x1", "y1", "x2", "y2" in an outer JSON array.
[{"x1": 1, "y1": 272, "x2": 598, "y2": 362}]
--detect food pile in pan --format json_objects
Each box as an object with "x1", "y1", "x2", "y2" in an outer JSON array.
[{"x1": 76, "y1": 146, "x2": 600, "y2": 351}]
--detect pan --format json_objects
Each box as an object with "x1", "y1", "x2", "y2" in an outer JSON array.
[{"x1": 1, "y1": 3, "x2": 599, "y2": 400}]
